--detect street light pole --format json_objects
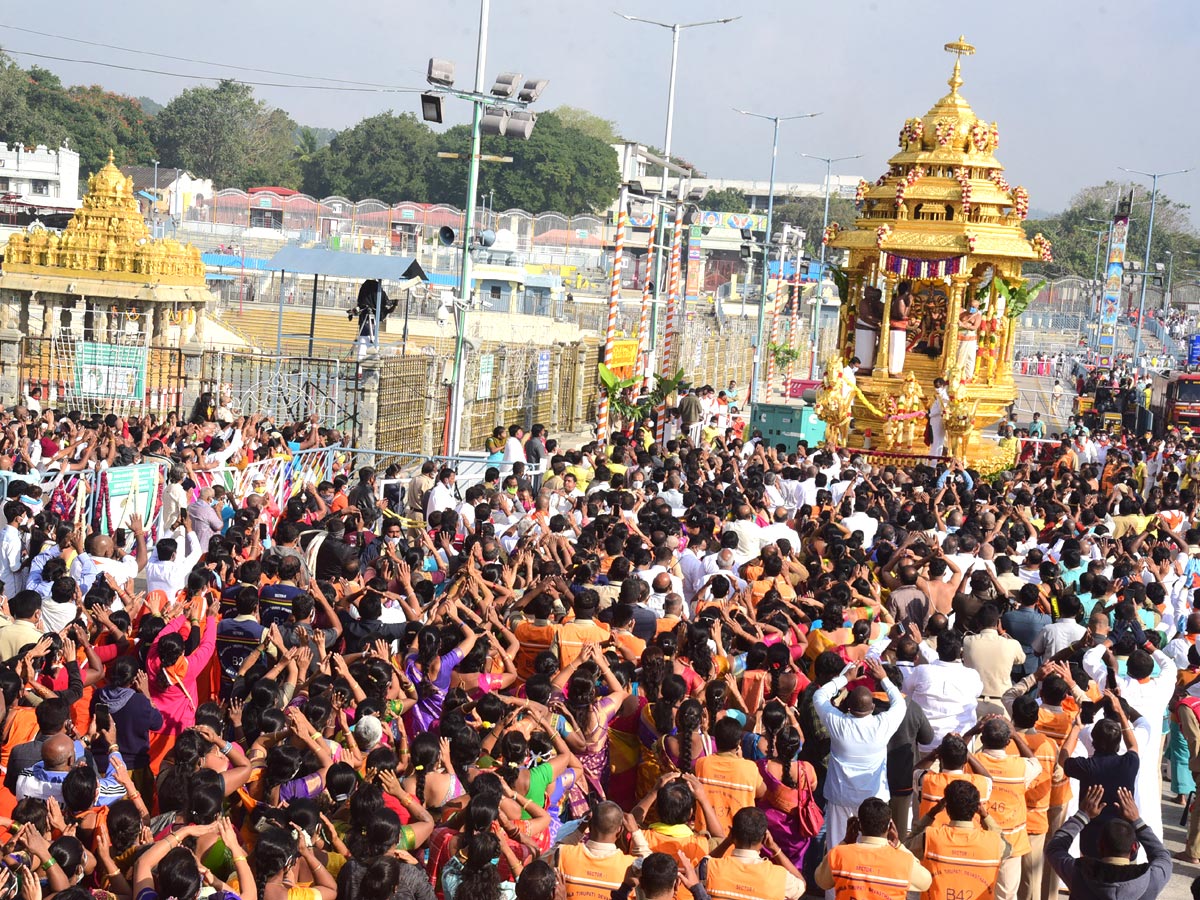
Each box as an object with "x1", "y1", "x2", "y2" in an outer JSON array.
[
  {"x1": 1120, "y1": 166, "x2": 1191, "y2": 370},
  {"x1": 1165, "y1": 250, "x2": 1174, "y2": 309},
  {"x1": 447, "y1": 0, "x2": 490, "y2": 457},
  {"x1": 617, "y1": 13, "x2": 739, "y2": 368},
  {"x1": 801, "y1": 153, "x2": 861, "y2": 378},
  {"x1": 734, "y1": 110, "x2": 820, "y2": 407}
]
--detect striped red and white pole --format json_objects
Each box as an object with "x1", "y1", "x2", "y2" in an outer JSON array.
[
  {"x1": 596, "y1": 187, "x2": 628, "y2": 442},
  {"x1": 655, "y1": 203, "x2": 684, "y2": 444},
  {"x1": 637, "y1": 232, "x2": 656, "y2": 395},
  {"x1": 765, "y1": 288, "x2": 781, "y2": 397},
  {"x1": 786, "y1": 277, "x2": 800, "y2": 396}
]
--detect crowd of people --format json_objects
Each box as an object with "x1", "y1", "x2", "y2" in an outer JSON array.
[{"x1": 0, "y1": 394, "x2": 1192, "y2": 900}]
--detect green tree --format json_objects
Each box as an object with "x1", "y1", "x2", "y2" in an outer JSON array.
[
  {"x1": 302, "y1": 112, "x2": 434, "y2": 203},
  {"x1": 153, "y1": 80, "x2": 298, "y2": 189},
  {"x1": 1021, "y1": 182, "x2": 1200, "y2": 279},
  {"x1": 772, "y1": 196, "x2": 859, "y2": 256},
  {"x1": 703, "y1": 187, "x2": 748, "y2": 213},
  {"x1": 428, "y1": 111, "x2": 619, "y2": 214},
  {"x1": 549, "y1": 105, "x2": 621, "y2": 144}
]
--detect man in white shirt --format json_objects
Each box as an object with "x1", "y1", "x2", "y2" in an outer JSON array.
[
  {"x1": 723, "y1": 504, "x2": 764, "y2": 565},
  {"x1": 759, "y1": 508, "x2": 797, "y2": 547},
  {"x1": 840, "y1": 497, "x2": 879, "y2": 548},
  {"x1": 145, "y1": 527, "x2": 205, "y2": 598},
  {"x1": 1031, "y1": 596, "x2": 1087, "y2": 659},
  {"x1": 70, "y1": 516, "x2": 148, "y2": 596},
  {"x1": 502, "y1": 425, "x2": 525, "y2": 465},
  {"x1": 0, "y1": 500, "x2": 29, "y2": 598},
  {"x1": 814, "y1": 657, "x2": 908, "y2": 846},
  {"x1": 425, "y1": 468, "x2": 458, "y2": 519},
  {"x1": 906, "y1": 631, "x2": 984, "y2": 751}
]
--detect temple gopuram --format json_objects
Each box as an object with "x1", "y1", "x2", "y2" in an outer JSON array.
[
  {"x1": 817, "y1": 37, "x2": 1049, "y2": 472},
  {"x1": 0, "y1": 151, "x2": 211, "y2": 346}
]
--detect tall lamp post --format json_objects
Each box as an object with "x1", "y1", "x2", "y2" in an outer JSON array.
[
  {"x1": 734, "y1": 110, "x2": 820, "y2": 407},
  {"x1": 422, "y1": 0, "x2": 549, "y2": 456},
  {"x1": 1119, "y1": 165, "x2": 1191, "y2": 370},
  {"x1": 616, "y1": 12, "x2": 739, "y2": 367},
  {"x1": 801, "y1": 152, "x2": 861, "y2": 378}
]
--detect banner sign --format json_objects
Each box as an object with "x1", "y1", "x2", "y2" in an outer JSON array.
[
  {"x1": 73, "y1": 342, "x2": 147, "y2": 401},
  {"x1": 607, "y1": 340, "x2": 638, "y2": 370},
  {"x1": 95, "y1": 463, "x2": 162, "y2": 535},
  {"x1": 1189, "y1": 335, "x2": 1200, "y2": 367},
  {"x1": 536, "y1": 351, "x2": 551, "y2": 391},
  {"x1": 1098, "y1": 214, "x2": 1129, "y2": 366},
  {"x1": 477, "y1": 354, "x2": 494, "y2": 401}
]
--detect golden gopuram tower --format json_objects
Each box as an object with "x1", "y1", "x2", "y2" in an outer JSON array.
[
  {"x1": 0, "y1": 151, "x2": 211, "y2": 346},
  {"x1": 817, "y1": 37, "x2": 1050, "y2": 473}
]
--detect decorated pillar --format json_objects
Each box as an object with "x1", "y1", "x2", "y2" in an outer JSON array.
[
  {"x1": 637, "y1": 233, "x2": 656, "y2": 394},
  {"x1": 941, "y1": 274, "x2": 970, "y2": 377},
  {"x1": 787, "y1": 280, "x2": 800, "y2": 390},
  {"x1": 597, "y1": 199, "x2": 628, "y2": 442},
  {"x1": 876, "y1": 272, "x2": 897, "y2": 375}
]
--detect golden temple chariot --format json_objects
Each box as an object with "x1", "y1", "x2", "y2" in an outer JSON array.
[
  {"x1": 817, "y1": 36, "x2": 1047, "y2": 472},
  {"x1": 0, "y1": 151, "x2": 211, "y2": 344}
]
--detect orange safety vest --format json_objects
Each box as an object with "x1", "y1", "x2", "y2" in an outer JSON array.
[
  {"x1": 919, "y1": 772, "x2": 992, "y2": 825},
  {"x1": 825, "y1": 842, "x2": 913, "y2": 900},
  {"x1": 706, "y1": 856, "x2": 789, "y2": 900},
  {"x1": 644, "y1": 829, "x2": 708, "y2": 900},
  {"x1": 558, "y1": 844, "x2": 635, "y2": 900},
  {"x1": 513, "y1": 621, "x2": 558, "y2": 680},
  {"x1": 1019, "y1": 733, "x2": 1056, "y2": 835},
  {"x1": 978, "y1": 753, "x2": 1031, "y2": 857},
  {"x1": 921, "y1": 824, "x2": 1005, "y2": 900},
  {"x1": 695, "y1": 754, "x2": 761, "y2": 835},
  {"x1": 1035, "y1": 706, "x2": 1076, "y2": 807},
  {"x1": 558, "y1": 620, "x2": 610, "y2": 667}
]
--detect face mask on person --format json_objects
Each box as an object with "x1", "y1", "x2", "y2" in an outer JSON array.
[
  {"x1": 320, "y1": 493, "x2": 334, "y2": 504},
  {"x1": 253, "y1": 485, "x2": 267, "y2": 495},
  {"x1": 385, "y1": 536, "x2": 401, "y2": 547},
  {"x1": 506, "y1": 486, "x2": 517, "y2": 496},
  {"x1": 632, "y1": 480, "x2": 644, "y2": 489}
]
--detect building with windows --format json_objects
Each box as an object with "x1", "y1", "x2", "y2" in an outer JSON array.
[{"x1": 0, "y1": 143, "x2": 80, "y2": 212}]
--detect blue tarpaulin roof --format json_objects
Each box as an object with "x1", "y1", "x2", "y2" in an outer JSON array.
[
  {"x1": 136, "y1": 190, "x2": 156, "y2": 202},
  {"x1": 202, "y1": 253, "x2": 276, "y2": 271},
  {"x1": 266, "y1": 246, "x2": 427, "y2": 282},
  {"x1": 425, "y1": 272, "x2": 459, "y2": 288}
]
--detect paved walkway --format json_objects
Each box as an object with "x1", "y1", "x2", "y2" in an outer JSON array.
[{"x1": 1159, "y1": 782, "x2": 1197, "y2": 900}]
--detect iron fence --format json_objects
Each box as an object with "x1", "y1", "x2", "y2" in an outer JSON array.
[{"x1": 198, "y1": 350, "x2": 361, "y2": 441}]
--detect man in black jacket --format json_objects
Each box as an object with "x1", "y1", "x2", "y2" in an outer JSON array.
[{"x1": 1047, "y1": 784, "x2": 1171, "y2": 900}]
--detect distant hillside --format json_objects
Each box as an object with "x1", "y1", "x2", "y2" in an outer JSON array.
[{"x1": 136, "y1": 96, "x2": 164, "y2": 116}]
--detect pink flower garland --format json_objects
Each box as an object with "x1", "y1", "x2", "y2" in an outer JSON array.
[
  {"x1": 956, "y1": 167, "x2": 973, "y2": 216},
  {"x1": 876, "y1": 224, "x2": 892, "y2": 248},
  {"x1": 896, "y1": 166, "x2": 926, "y2": 207},
  {"x1": 1013, "y1": 186, "x2": 1030, "y2": 220},
  {"x1": 855, "y1": 179, "x2": 870, "y2": 205},
  {"x1": 935, "y1": 122, "x2": 953, "y2": 146},
  {"x1": 989, "y1": 170, "x2": 1012, "y2": 194},
  {"x1": 1032, "y1": 233, "x2": 1053, "y2": 262},
  {"x1": 823, "y1": 223, "x2": 842, "y2": 245}
]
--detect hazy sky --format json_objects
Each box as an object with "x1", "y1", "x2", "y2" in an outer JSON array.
[{"x1": 4, "y1": 0, "x2": 1199, "y2": 218}]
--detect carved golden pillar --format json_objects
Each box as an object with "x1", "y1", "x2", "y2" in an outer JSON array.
[
  {"x1": 940, "y1": 274, "x2": 970, "y2": 378},
  {"x1": 876, "y1": 272, "x2": 897, "y2": 377}
]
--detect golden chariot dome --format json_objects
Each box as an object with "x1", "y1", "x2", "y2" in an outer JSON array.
[
  {"x1": 2, "y1": 151, "x2": 205, "y2": 287},
  {"x1": 817, "y1": 36, "x2": 1046, "y2": 471}
]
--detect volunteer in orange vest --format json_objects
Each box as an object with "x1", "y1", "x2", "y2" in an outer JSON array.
[
  {"x1": 816, "y1": 797, "x2": 931, "y2": 900},
  {"x1": 707, "y1": 807, "x2": 805, "y2": 900},
  {"x1": 694, "y1": 718, "x2": 765, "y2": 835},
  {"x1": 556, "y1": 801, "x2": 646, "y2": 900},
  {"x1": 512, "y1": 590, "x2": 559, "y2": 681},
  {"x1": 633, "y1": 777, "x2": 723, "y2": 900},
  {"x1": 909, "y1": 779, "x2": 1010, "y2": 900},
  {"x1": 610, "y1": 853, "x2": 702, "y2": 900},
  {"x1": 916, "y1": 733, "x2": 993, "y2": 825},
  {"x1": 976, "y1": 717, "x2": 1042, "y2": 900},
  {"x1": 1009, "y1": 694, "x2": 1057, "y2": 900},
  {"x1": 555, "y1": 590, "x2": 610, "y2": 667}
]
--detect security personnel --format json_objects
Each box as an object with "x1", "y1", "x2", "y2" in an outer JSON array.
[
  {"x1": 817, "y1": 798, "x2": 931, "y2": 900},
  {"x1": 910, "y1": 780, "x2": 1010, "y2": 900},
  {"x1": 694, "y1": 718, "x2": 764, "y2": 835},
  {"x1": 556, "y1": 802, "x2": 643, "y2": 900}
]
